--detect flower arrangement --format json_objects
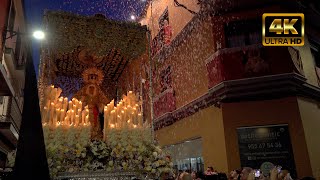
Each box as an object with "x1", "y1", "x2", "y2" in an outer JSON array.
[
  {"x1": 41, "y1": 87, "x2": 173, "y2": 179},
  {"x1": 44, "y1": 127, "x2": 173, "y2": 178}
]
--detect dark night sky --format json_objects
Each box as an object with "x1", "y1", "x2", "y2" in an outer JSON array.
[{"x1": 23, "y1": 0, "x2": 147, "y2": 76}]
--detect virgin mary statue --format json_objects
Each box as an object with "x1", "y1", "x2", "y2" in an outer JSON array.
[{"x1": 73, "y1": 67, "x2": 109, "y2": 140}]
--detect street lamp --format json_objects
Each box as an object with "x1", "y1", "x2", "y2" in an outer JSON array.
[
  {"x1": 3, "y1": 29, "x2": 45, "y2": 40},
  {"x1": 32, "y1": 30, "x2": 45, "y2": 40}
]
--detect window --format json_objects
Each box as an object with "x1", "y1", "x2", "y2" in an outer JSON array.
[
  {"x1": 225, "y1": 19, "x2": 262, "y2": 48},
  {"x1": 164, "y1": 138, "x2": 204, "y2": 172},
  {"x1": 8, "y1": 1, "x2": 16, "y2": 37},
  {"x1": 0, "y1": 96, "x2": 3, "y2": 104}
]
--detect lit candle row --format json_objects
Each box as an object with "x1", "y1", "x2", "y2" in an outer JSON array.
[
  {"x1": 103, "y1": 91, "x2": 143, "y2": 141},
  {"x1": 41, "y1": 85, "x2": 90, "y2": 128}
]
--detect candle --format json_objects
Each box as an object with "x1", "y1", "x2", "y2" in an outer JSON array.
[
  {"x1": 110, "y1": 110, "x2": 115, "y2": 126},
  {"x1": 68, "y1": 101, "x2": 72, "y2": 110},
  {"x1": 50, "y1": 102, "x2": 55, "y2": 126},
  {"x1": 64, "y1": 116, "x2": 68, "y2": 126},
  {"x1": 81, "y1": 110, "x2": 86, "y2": 125},
  {"x1": 71, "y1": 110, "x2": 75, "y2": 124},
  {"x1": 42, "y1": 106, "x2": 48, "y2": 123},
  {"x1": 75, "y1": 115, "x2": 79, "y2": 126},
  {"x1": 85, "y1": 115, "x2": 89, "y2": 124},
  {"x1": 78, "y1": 101, "x2": 83, "y2": 111},
  {"x1": 60, "y1": 109, "x2": 65, "y2": 124},
  {"x1": 138, "y1": 113, "x2": 142, "y2": 127},
  {"x1": 63, "y1": 97, "x2": 68, "y2": 111},
  {"x1": 54, "y1": 108, "x2": 60, "y2": 125}
]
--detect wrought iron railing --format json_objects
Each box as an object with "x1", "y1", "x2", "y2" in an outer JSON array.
[{"x1": 9, "y1": 98, "x2": 22, "y2": 131}]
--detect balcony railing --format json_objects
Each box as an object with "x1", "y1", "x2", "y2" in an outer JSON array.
[
  {"x1": 206, "y1": 45, "x2": 298, "y2": 89},
  {"x1": 9, "y1": 98, "x2": 22, "y2": 131}
]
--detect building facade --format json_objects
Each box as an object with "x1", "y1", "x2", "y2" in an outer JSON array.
[
  {"x1": 0, "y1": 0, "x2": 27, "y2": 168},
  {"x1": 135, "y1": 0, "x2": 320, "y2": 179}
]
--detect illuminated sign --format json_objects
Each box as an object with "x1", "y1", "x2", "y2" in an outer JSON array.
[{"x1": 262, "y1": 13, "x2": 304, "y2": 46}]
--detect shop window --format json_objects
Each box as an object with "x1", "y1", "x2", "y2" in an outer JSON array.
[
  {"x1": 8, "y1": 1, "x2": 16, "y2": 37},
  {"x1": 164, "y1": 138, "x2": 204, "y2": 172},
  {"x1": 225, "y1": 19, "x2": 262, "y2": 48}
]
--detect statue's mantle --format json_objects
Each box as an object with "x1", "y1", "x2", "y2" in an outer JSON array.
[{"x1": 55, "y1": 171, "x2": 147, "y2": 180}]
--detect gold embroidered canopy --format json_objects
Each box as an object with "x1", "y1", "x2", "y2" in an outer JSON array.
[{"x1": 39, "y1": 11, "x2": 147, "y2": 99}]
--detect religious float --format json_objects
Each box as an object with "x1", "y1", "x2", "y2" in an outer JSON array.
[{"x1": 36, "y1": 11, "x2": 173, "y2": 179}]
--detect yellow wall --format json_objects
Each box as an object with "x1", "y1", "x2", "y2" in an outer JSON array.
[
  {"x1": 297, "y1": 97, "x2": 320, "y2": 180},
  {"x1": 141, "y1": 0, "x2": 200, "y2": 40},
  {"x1": 155, "y1": 106, "x2": 229, "y2": 173}
]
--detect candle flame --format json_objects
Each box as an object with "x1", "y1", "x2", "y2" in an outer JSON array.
[
  {"x1": 110, "y1": 124, "x2": 115, "y2": 128},
  {"x1": 133, "y1": 125, "x2": 137, "y2": 128},
  {"x1": 127, "y1": 120, "x2": 130, "y2": 123}
]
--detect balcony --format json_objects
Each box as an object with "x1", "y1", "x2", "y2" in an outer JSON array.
[
  {"x1": 0, "y1": 98, "x2": 22, "y2": 148},
  {"x1": 0, "y1": 64, "x2": 15, "y2": 96},
  {"x1": 206, "y1": 45, "x2": 298, "y2": 89}
]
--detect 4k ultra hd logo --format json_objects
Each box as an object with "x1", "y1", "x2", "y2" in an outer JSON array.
[{"x1": 262, "y1": 13, "x2": 304, "y2": 46}]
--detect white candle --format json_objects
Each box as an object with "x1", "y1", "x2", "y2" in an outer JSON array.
[
  {"x1": 63, "y1": 98, "x2": 68, "y2": 111},
  {"x1": 81, "y1": 110, "x2": 86, "y2": 125},
  {"x1": 75, "y1": 115, "x2": 79, "y2": 126},
  {"x1": 60, "y1": 109, "x2": 65, "y2": 124}
]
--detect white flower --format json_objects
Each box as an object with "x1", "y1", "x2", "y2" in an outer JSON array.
[
  {"x1": 153, "y1": 161, "x2": 160, "y2": 167},
  {"x1": 152, "y1": 152, "x2": 158, "y2": 157},
  {"x1": 108, "y1": 161, "x2": 114, "y2": 166},
  {"x1": 151, "y1": 169, "x2": 156, "y2": 174},
  {"x1": 68, "y1": 168, "x2": 74, "y2": 172},
  {"x1": 145, "y1": 166, "x2": 152, "y2": 171}
]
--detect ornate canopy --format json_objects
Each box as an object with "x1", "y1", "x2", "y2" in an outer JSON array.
[{"x1": 39, "y1": 11, "x2": 148, "y2": 99}]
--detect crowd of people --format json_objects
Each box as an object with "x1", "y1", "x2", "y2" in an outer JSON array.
[{"x1": 165, "y1": 166, "x2": 316, "y2": 180}]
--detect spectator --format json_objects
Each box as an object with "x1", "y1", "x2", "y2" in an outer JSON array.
[
  {"x1": 205, "y1": 167, "x2": 218, "y2": 176},
  {"x1": 229, "y1": 169, "x2": 242, "y2": 180},
  {"x1": 240, "y1": 167, "x2": 253, "y2": 180}
]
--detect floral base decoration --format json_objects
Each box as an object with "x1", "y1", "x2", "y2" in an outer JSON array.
[{"x1": 44, "y1": 126, "x2": 173, "y2": 179}]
